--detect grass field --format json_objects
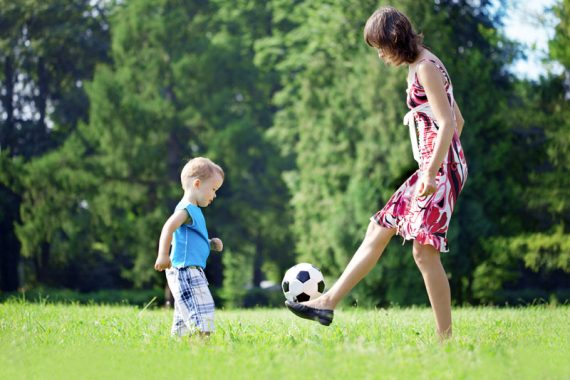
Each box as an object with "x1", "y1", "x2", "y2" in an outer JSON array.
[{"x1": 1, "y1": 300, "x2": 568, "y2": 379}]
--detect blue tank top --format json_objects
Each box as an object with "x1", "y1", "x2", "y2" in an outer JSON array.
[{"x1": 170, "y1": 200, "x2": 210, "y2": 268}]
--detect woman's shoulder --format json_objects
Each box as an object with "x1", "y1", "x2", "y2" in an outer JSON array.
[
  {"x1": 415, "y1": 50, "x2": 444, "y2": 68},
  {"x1": 415, "y1": 55, "x2": 451, "y2": 86}
]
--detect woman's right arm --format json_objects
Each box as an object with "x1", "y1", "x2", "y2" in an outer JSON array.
[{"x1": 454, "y1": 102, "x2": 464, "y2": 137}]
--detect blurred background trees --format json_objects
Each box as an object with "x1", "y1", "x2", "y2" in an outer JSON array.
[
  {"x1": 0, "y1": 0, "x2": 112, "y2": 291},
  {"x1": 1, "y1": 0, "x2": 568, "y2": 307}
]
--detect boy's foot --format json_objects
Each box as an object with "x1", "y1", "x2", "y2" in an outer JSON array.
[{"x1": 285, "y1": 300, "x2": 334, "y2": 326}]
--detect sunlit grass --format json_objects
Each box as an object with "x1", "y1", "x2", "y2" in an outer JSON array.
[{"x1": 0, "y1": 300, "x2": 568, "y2": 379}]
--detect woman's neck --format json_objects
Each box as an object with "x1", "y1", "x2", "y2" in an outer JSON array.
[{"x1": 411, "y1": 47, "x2": 428, "y2": 67}]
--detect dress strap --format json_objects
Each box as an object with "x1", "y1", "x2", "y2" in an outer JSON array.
[
  {"x1": 403, "y1": 103, "x2": 435, "y2": 164},
  {"x1": 407, "y1": 58, "x2": 428, "y2": 88},
  {"x1": 410, "y1": 59, "x2": 452, "y2": 89}
]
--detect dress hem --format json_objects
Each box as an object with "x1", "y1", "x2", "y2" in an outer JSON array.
[{"x1": 370, "y1": 216, "x2": 449, "y2": 253}]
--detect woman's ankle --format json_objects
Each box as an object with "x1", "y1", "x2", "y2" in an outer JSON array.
[{"x1": 317, "y1": 293, "x2": 336, "y2": 309}]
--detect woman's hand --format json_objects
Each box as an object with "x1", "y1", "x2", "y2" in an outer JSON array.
[{"x1": 417, "y1": 172, "x2": 437, "y2": 198}]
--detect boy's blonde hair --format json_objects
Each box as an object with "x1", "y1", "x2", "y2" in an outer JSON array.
[{"x1": 180, "y1": 157, "x2": 224, "y2": 191}]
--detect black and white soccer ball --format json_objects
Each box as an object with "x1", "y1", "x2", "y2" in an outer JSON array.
[{"x1": 282, "y1": 263, "x2": 325, "y2": 302}]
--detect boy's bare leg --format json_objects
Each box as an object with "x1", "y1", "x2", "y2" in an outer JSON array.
[
  {"x1": 412, "y1": 240, "x2": 452, "y2": 340},
  {"x1": 303, "y1": 222, "x2": 396, "y2": 310}
]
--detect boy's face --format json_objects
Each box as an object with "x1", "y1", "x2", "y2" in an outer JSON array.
[{"x1": 192, "y1": 173, "x2": 223, "y2": 207}]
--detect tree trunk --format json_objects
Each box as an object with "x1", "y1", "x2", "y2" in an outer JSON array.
[
  {"x1": 37, "y1": 241, "x2": 51, "y2": 284},
  {"x1": 35, "y1": 57, "x2": 48, "y2": 153},
  {"x1": 0, "y1": 56, "x2": 20, "y2": 291},
  {"x1": 1, "y1": 55, "x2": 15, "y2": 150},
  {"x1": 252, "y1": 237, "x2": 264, "y2": 287},
  {"x1": 0, "y1": 188, "x2": 20, "y2": 291}
]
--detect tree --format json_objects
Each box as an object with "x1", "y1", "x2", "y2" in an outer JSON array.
[
  {"x1": 472, "y1": 0, "x2": 570, "y2": 303},
  {"x1": 258, "y1": 0, "x2": 522, "y2": 306},
  {"x1": 0, "y1": 0, "x2": 111, "y2": 291},
  {"x1": 16, "y1": 0, "x2": 294, "y2": 301}
]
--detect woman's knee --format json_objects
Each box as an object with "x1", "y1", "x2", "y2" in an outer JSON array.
[
  {"x1": 366, "y1": 222, "x2": 395, "y2": 241},
  {"x1": 363, "y1": 222, "x2": 396, "y2": 249},
  {"x1": 412, "y1": 242, "x2": 440, "y2": 270},
  {"x1": 365, "y1": 221, "x2": 395, "y2": 238},
  {"x1": 412, "y1": 247, "x2": 424, "y2": 268}
]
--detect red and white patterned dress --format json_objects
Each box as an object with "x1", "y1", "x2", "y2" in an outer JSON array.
[{"x1": 372, "y1": 59, "x2": 468, "y2": 252}]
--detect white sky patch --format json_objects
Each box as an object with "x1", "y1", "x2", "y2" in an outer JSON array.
[{"x1": 502, "y1": 0, "x2": 563, "y2": 79}]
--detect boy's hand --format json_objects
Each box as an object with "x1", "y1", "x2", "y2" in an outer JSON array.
[
  {"x1": 210, "y1": 238, "x2": 223, "y2": 252},
  {"x1": 154, "y1": 255, "x2": 172, "y2": 271}
]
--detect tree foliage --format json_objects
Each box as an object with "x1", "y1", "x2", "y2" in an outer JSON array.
[
  {"x1": 2, "y1": 0, "x2": 568, "y2": 305},
  {"x1": 257, "y1": 0, "x2": 535, "y2": 306},
  {"x1": 471, "y1": 0, "x2": 570, "y2": 303},
  {"x1": 0, "y1": 0, "x2": 111, "y2": 291},
  {"x1": 15, "y1": 0, "x2": 294, "y2": 299}
]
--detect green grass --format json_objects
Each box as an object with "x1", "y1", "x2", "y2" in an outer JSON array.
[{"x1": 1, "y1": 301, "x2": 568, "y2": 379}]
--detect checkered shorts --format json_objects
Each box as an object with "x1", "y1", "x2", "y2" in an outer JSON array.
[{"x1": 165, "y1": 266, "x2": 215, "y2": 335}]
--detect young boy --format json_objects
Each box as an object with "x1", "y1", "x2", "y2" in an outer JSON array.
[{"x1": 154, "y1": 157, "x2": 224, "y2": 337}]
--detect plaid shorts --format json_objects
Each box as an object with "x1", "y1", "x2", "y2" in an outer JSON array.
[{"x1": 165, "y1": 266, "x2": 215, "y2": 335}]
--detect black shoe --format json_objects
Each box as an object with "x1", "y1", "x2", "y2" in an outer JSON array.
[{"x1": 285, "y1": 300, "x2": 334, "y2": 326}]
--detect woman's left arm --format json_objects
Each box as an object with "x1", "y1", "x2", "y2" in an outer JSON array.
[{"x1": 415, "y1": 62, "x2": 456, "y2": 197}]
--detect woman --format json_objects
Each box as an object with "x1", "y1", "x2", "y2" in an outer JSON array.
[{"x1": 286, "y1": 6, "x2": 468, "y2": 340}]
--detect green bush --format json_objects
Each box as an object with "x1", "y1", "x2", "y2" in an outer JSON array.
[
  {"x1": 242, "y1": 287, "x2": 284, "y2": 308},
  {"x1": 0, "y1": 288, "x2": 164, "y2": 307}
]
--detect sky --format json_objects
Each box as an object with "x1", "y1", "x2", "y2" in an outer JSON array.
[{"x1": 502, "y1": 0, "x2": 562, "y2": 79}]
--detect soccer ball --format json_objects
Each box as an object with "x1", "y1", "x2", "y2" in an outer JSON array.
[{"x1": 282, "y1": 263, "x2": 325, "y2": 302}]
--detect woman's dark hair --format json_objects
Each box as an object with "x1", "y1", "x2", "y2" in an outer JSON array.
[{"x1": 363, "y1": 7, "x2": 423, "y2": 64}]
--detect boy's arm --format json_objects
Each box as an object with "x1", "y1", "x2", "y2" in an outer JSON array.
[{"x1": 154, "y1": 210, "x2": 190, "y2": 271}]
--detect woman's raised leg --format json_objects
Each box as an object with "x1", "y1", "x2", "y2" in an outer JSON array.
[{"x1": 303, "y1": 222, "x2": 396, "y2": 310}]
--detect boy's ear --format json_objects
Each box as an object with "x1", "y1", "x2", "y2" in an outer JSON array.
[{"x1": 193, "y1": 178, "x2": 201, "y2": 188}]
